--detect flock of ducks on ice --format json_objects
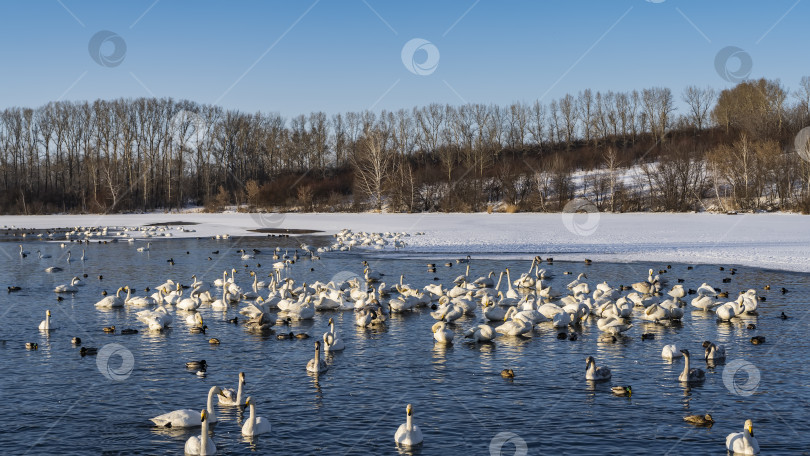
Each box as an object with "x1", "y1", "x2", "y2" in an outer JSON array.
[{"x1": 12, "y1": 225, "x2": 781, "y2": 454}]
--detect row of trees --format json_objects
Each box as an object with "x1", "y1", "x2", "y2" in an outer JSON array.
[{"x1": 1, "y1": 77, "x2": 810, "y2": 214}]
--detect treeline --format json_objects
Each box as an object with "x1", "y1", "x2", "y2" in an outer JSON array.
[{"x1": 2, "y1": 77, "x2": 810, "y2": 214}]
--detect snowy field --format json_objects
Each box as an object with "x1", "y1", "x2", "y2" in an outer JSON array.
[{"x1": 3, "y1": 211, "x2": 809, "y2": 273}]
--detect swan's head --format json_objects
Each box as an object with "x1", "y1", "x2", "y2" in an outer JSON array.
[
  {"x1": 46, "y1": 310, "x2": 51, "y2": 317},
  {"x1": 586, "y1": 356, "x2": 594, "y2": 366},
  {"x1": 200, "y1": 409, "x2": 208, "y2": 422},
  {"x1": 244, "y1": 396, "x2": 253, "y2": 407},
  {"x1": 315, "y1": 340, "x2": 321, "y2": 351},
  {"x1": 239, "y1": 371, "x2": 246, "y2": 384},
  {"x1": 702, "y1": 340, "x2": 711, "y2": 348},
  {"x1": 328, "y1": 318, "x2": 334, "y2": 325},
  {"x1": 250, "y1": 271, "x2": 255, "y2": 277},
  {"x1": 745, "y1": 419, "x2": 754, "y2": 436},
  {"x1": 406, "y1": 404, "x2": 413, "y2": 416},
  {"x1": 679, "y1": 349, "x2": 690, "y2": 357}
]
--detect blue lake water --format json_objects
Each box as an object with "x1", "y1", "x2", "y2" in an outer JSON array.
[{"x1": 0, "y1": 236, "x2": 808, "y2": 455}]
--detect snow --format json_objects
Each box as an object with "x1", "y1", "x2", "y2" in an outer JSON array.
[{"x1": 3, "y1": 211, "x2": 809, "y2": 273}]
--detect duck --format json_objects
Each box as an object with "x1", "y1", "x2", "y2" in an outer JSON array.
[
  {"x1": 306, "y1": 340, "x2": 328, "y2": 374},
  {"x1": 150, "y1": 386, "x2": 224, "y2": 427},
  {"x1": 751, "y1": 336, "x2": 766, "y2": 345},
  {"x1": 25, "y1": 342, "x2": 38, "y2": 350},
  {"x1": 218, "y1": 372, "x2": 246, "y2": 406},
  {"x1": 431, "y1": 321, "x2": 454, "y2": 344},
  {"x1": 500, "y1": 369, "x2": 515, "y2": 378},
  {"x1": 611, "y1": 386, "x2": 631, "y2": 397},
  {"x1": 102, "y1": 325, "x2": 115, "y2": 333},
  {"x1": 209, "y1": 338, "x2": 220, "y2": 345},
  {"x1": 186, "y1": 360, "x2": 207, "y2": 370},
  {"x1": 80, "y1": 347, "x2": 98, "y2": 356},
  {"x1": 394, "y1": 404, "x2": 423, "y2": 447},
  {"x1": 585, "y1": 356, "x2": 611, "y2": 381},
  {"x1": 726, "y1": 419, "x2": 759, "y2": 454},
  {"x1": 241, "y1": 396, "x2": 272, "y2": 436},
  {"x1": 678, "y1": 349, "x2": 705, "y2": 382},
  {"x1": 683, "y1": 414, "x2": 714, "y2": 426},
  {"x1": 39, "y1": 310, "x2": 53, "y2": 330},
  {"x1": 184, "y1": 410, "x2": 217, "y2": 455},
  {"x1": 661, "y1": 344, "x2": 682, "y2": 360},
  {"x1": 71, "y1": 337, "x2": 81, "y2": 345}
]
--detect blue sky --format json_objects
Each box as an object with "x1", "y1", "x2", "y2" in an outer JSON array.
[{"x1": 0, "y1": 0, "x2": 805, "y2": 117}]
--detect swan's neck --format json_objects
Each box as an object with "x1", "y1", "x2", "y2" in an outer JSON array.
[
  {"x1": 248, "y1": 402, "x2": 256, "y2": 428},
  {"x1": 586, "y1": 361, "x2": 594, "y2": 376},
  {"x1": 496, "y1": 272, "x2": 503, "y2": 291},
  {"x1": 315, "y1": 346, "x2": 321, "y2": 364},
  {"x1": 406, "y1": 412, "x2": 413, "y2": 430},
  {"x1": 206, "y1": 388, "x2": 217, "y2": 419},
  {"x1": 116, "y1": 288, "x2": 122, "y2": 298},
  {"x1": 236, "y1": 379, "x2": 244, "y2": 404},
  {"x1": 200, "y1": 418, "x2": 209, "y2": 453},
  {"x1": 125, "y1": 288, "x2": 131, "y2": 300},
  {"x1": 683, "y1": 354, "x2": 690, "y2": 375},
  {"x1": 45, "y1": 313, "x2": 50, "y2": 327}
]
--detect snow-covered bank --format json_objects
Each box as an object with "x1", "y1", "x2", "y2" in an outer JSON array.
[{"x1": 3, "y1": 212, "x2": 809, "y2": 273}]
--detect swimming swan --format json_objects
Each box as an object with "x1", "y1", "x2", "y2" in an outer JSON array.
[
  {"x1": 585, "y1": 356, "x2": 611, "y2": 381},
  {"x1": 184, "y1": 410, "x2": 216, "y2": 455},
  {"x1": 678, "y1": 349, "x2": 705, "y2": 382},
  {"x1": 394, "y1": 404, "x2": 423, "y2": 447},
  {"x1": 39, "y1": 310, "x2": 53, "y2": 330},
  {"x1": 218, "y1": 372, "x2": 246, "y2": 406},
  {"x1": 661, "y1": 344, "x2": 683, "y2": 360},
  {"x1": 306, "y1": 340, "x2": 328, "y2": 374},
  {"x1": 726, "y1": 419, "x2": 759, "y2": 454},
  {"x1": 241, "y1": 396, "x2": 272, "y2": 436},
  {"x1": 150, "y1": 386, "x2": 223, "y2": 427}
]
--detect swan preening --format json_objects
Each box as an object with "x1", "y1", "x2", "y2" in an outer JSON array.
[
  {"x1": 394, "y1": 404, "x2": 423, "y2": 447},
  {"x1": 219, "y1": 372, "x2": 246, "y2": 406},
  {"x1": 150, "y1": 386, "x2": 223, "y2": 427},
  {"x1": 726, "y1": 419, "x2": 760, "y2": 454}
]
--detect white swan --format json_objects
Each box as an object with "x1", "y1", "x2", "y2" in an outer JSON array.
[
  {"x1": 726, "y1": 419, "x2": 760, "y2": 454},
  {"x1": 678, "y1": 349, "x2": 705, "y2": 382},
  {"x1": 241, "y1": 397, "x2": 272, "y2": 436},
  {"x1": 177, "y1": 287, "x2": 202, "y2": 311},
  {"x1": 306, "y1": 340, "x2": 328, "y2": 374},
  {"x1": 661, "y1": 344, "x2": 682, "y2": 360},
  {"x1": 184, "y1": 410, "x2": 216, "y2": 455},
  {"x1": 218, "y1": 372, "x2": 246, "y2": 406},
  {"x1": 596, "y1": 317, "x2": 632, "y2": 335},
  {"x1": 323, "y1": 318, "x2": 345, "y2": 351},
  {"x1": 136, "y1": 242, "x2": 151, "y2": 252},
  {"x1": 150, "y1": 386, "x2": 223, "y2": 427},
  {"x1": 691, "y1": 295, "x2": 716, "y2": 311},
  {"x1": 496, "y1": 309, "x2": 533, "y2": 336},
  {"x1": 394, "y1": 404, "x2": 423, "y2": 447},
  {"x1": 54, "y1": 277, "x2": 80, "y2": 293},
  {"x1": 504, "y1": 268, "x2": 519, "y2": 299},
  {"x1": 585, "y1": 356, "x2": 611, "y2": 381},
  {"x1": 431, "y1": 321, "x2": 454, "y2": 344},
  {"x1": 464, "y1": 324, "x2": 495, "y2": 342},
  {"x1": 39, "y1": 310, "x2": 52, "y2": 330},
  {"x1": 95, "y1": 287, "x2": 125, "y2": 308}
]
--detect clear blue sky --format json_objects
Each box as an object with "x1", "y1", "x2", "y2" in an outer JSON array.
[{"x1": 0, "y1": 0, "x2": 805, "y2": 118}]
